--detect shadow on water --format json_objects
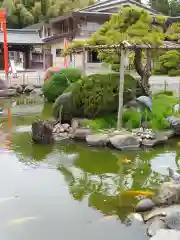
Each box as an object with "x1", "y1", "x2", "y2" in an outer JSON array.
[{"x1": 0, "y1": 98, "x2": 180, "y2": 239}]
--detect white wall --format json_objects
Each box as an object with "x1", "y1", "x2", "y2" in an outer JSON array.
[
  {"x1": 51, "y1": 41, "x2": 88, "y2": 68},
  {"x1": 51, "y1": 42, "x2": 65, "y2": 66}
]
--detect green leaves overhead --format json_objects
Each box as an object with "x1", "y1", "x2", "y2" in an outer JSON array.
[
  {"x1": 88, "y1": 6, "x2": 165, "y2": 46},
  {"x1": 0, "y1": 0, "x2": 95, "y2": 28}
]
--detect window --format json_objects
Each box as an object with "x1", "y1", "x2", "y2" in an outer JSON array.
[
  {"x1": 47, "y1": 28, "x2": 51, "y2": 36},
  {"x1": 87, "y1": 50, "x2": 102, "y2": 63},
  {"x1": 39, "y1": 29, "x2": 42, "y2": 38},
  {"x1": 56, "y1": 49, "x2": 62, "y2": 57},
  {"x1": 86, "y1": 22, "x2": 101, "y2": 31}
]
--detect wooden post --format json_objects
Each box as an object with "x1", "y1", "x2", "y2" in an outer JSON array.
[
  {"x1": 7, "y1": 107, "x2": 12, "y2": 149},
  {"x1": 178, "y1": 79, "x2": 180, "y2": 112},
  {"x1": 117, "y1": 47, "x2": 126, "y2": 130},
  {"x1": 82, "y1": 47, "x2": 86, "y2": 76}
]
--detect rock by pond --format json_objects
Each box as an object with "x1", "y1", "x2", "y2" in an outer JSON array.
[
  {"x1": 135, "y1": 198, "x2": 156, "y2": 212},
  {"x1": 71, "y1": 128, "x2": 92, "y2": 140},
  {"x1": 167, "y1": 116, "x2": 180, "y2": 136},
  {"x1": 150, "y1": 229, "x2": 180, "y2": 240},
  {"x1": 0, "y1": 89, "x2": 17, "y2": 97},
  {"x1": 23, "y1": 84, "x2": 34, "y2": 93},
  {"x1": 147, "y1": 217, "x2": 166, "y2": 237},
  {"x1": 109, "y1": 134, "x2": 140, "y2": 150},
  {"x1": 8, "y1": 84, "x2": 43, "y2": 96},
  {"x1": 124, "y1": 213, "x2": 144, "y2": 226},
  {"x1": 32, "y1": 120, "x2": 54, "y2": 144},
  {"x1": 0, "y1": 79, "x2": 7, "y2": 89},
  {"x1": 86, "y1": 133, "x2": 109, "y2": 147},
  {"x1": 153, "y1": 181, "x2": 180, "y2": 206}
]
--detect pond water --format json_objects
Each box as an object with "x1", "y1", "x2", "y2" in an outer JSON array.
[{"x1": 0, "y1": 97, "x2": 179, "y2": 240}]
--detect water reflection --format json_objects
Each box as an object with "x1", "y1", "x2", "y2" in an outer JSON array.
[
  {"x1": 10, "y1": 129, "x2": 175, "y2": 220},
  {"x1": 0, "y1": 100, "x2": 179, "y2": 240}
]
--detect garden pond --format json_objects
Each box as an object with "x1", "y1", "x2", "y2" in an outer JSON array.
[{"x1": 0, "y1": 96, "x2": 179, "y2": 240}]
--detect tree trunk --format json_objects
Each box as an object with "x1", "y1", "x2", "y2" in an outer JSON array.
[{"x1": 134, "y1": 48, "x2": 151, "y2": 96}]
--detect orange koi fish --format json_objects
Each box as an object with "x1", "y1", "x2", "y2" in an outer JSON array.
[{"x1": 121, "y1": 190, "x2": 154, "y2": 197}]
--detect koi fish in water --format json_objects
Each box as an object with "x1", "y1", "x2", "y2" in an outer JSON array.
[
  {"x1": 7, "y1": 216, "x2": 39, "y2": 226},
  {"x1": 100, "y1": 215, "x2": 119, "y2": 222},
  {"x1": 118, "y1": 158, "x2": 132, "y2": 164},
  {"x1": 121, "y1": 190, "x2": 154, "y2": 197}
]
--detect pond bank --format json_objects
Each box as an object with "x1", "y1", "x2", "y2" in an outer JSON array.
[
  {"x1": 32, "y1": 117, "x2": 180, "y2": 150},
  {"x1": 1, "y1": 96, "x2": 180, "y2": 239}
]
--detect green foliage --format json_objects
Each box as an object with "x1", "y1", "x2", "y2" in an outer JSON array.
[
  {"x1": 153, "y1": 50, "x2": 180, "y2": 76},
  {"x1": 82, "y1": 115, "x2": 117, "y2": 132},
  {"x1": 83, "y1": 94, "x2": 177, "y2": 131},
  {"x1": 168, "y1": 69, "x2": 180, "y2": 76},
  {"x1": 149, "y1": 0, "x2": 180, "y2": 17},
  {"x1": 57, "y1": 72, "x2": 139, "y2": 121},
  {"x1": 153, "y1": 90, "x2": 173, "y2": 96},
  {"x1": 88, "y1": 6, "x2": 165, "y2": 46},
  {"x1": 42, "y1": 68, "x2": 82, "y2": 102},
  {"x1": 2, "y1": 0, "x2": 95, "y2": 28}
]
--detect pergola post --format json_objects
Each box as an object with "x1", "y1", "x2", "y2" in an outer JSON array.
[
  {"x1": 82, "y1": 47, "x2": 86, "y2": 76},
  {"x1": 117, "y1": 46, "x2": 126, "y2": 130}
]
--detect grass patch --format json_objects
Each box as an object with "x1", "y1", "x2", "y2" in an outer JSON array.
[{"x1": 82, "y1": 94, "x2": 178, "y2": 131}]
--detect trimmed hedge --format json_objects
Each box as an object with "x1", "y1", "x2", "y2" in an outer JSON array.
[
  {"x1": 82, "y1": 94, "x2": 178, "y2": 131},
  {"x1": 153, "y1": 50, "x2": 180, "y2": 76},
  {"x1": 53, "y1": 72, "x2": 141, "y2": 121},
  {"x1": 42, "y1": 68, "x2": 82, "y2": 102}
]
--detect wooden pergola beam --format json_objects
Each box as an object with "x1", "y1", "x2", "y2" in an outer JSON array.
[
  {"x1": 69, "y1": 40, "x2": 180, "y2": 130},
  {"x1": 67, "y1": 41, "x2": 180, "y2": 53}
]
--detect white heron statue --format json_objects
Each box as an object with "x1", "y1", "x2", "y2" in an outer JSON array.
[
  {"x1": 124, "y1": 95, "x2": 152, "y2": 129},
  {"x1": 136, "y1": 96, "x2": 152, "y2": 128}
]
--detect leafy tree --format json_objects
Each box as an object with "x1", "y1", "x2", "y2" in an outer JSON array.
[
  {"x1": 65, "y1": 6, "x2": 180, "y2": 93},
  {"x1": 149, "y1": 0, "x2": 170, "y2": 15},
  {"x1": 0, "y1": 0, "x2": 95, "y2": 28}
]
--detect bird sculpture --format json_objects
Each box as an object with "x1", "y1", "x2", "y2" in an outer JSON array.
[
  {"x1": 168, "y1": 167, "x2": 180, "y2": 182},
  {"x1": 136, "y1": 96, "x2": 152, "y2": 128},
  {"x1": 124, "y1": 96, "x2": 152, "y2": 129}
]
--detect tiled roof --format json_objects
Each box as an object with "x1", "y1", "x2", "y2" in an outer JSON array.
[
  {"x1": 80, "y1": 0, "x2": 160, "y2": 14},
  {"x1": 0, "y1": 29, "x2": 43, "y2": 45}
]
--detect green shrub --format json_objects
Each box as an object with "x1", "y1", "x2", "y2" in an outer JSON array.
[
  {"x1": 153, "y1": 50, "x2": 180, "y2": 76},
  {"x1": 42, "y1": 68, "x2": 82, "y2": 102},
  {"x1": 54, "y1": 72, "x2": 140, "y2": 121},
  {"x1": 82, "y1": 94, "x2": 178, "y2": 131},
  {"x1": 153, "y1": 90, "x2": 173, "y2": 96},
  {"x1": 168, "y1": 69, "x2": 180, "y2": 76}
]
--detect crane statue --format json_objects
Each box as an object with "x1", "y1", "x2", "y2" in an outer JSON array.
[
  {"x1": 124, "y1": 95, "x2": 152, "y2": 129},
  {"x1": 136, "y1": 96, "x2": 152, "y2": 129}
]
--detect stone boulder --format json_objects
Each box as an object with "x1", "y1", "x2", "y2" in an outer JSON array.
[
  {"x1": 71, "y1": 127, "x2": 92, "y2": 140},
  {"x1": 24, "y1": 84, "x2": 34, "y2": 93},
  {"x1": 124, "y1": 213, "x2": 144, "y2": 226},
  {"x1": 166, "y1": 116, "x2": 180, "y2": 136},
  {"x1": 31, "y1": 88, "x2": 43, "y2": 96},
  {"x1": 0, "y1": 89, "x2": 17, "y2": 97},
  {"x1": 109, "y1": 134, "x2": 140, "y2": 150},
  {"x1": 86, "y1": 133, "x2": 109, "y2": 147},
  {"x1": 0, "y1": 79, "x2": 7, "y2": 89},
  {"x1": 32, "y1": 120, "x2": 54, "y2": 144},
  {"x1": 150, "y1": 229, "x2": 180, "y2": 240},
  {"x1": 147, "y1": 217, "x2": 166, "y2": 237},
  {"x1": 141, "y1": 131, "x2": 171, "y2": 148},
  {"x1": 135, "y1": 198, "x2": 156, "y2": 212},
  {"x1": 153, "y1": 181, "x2": 180, "y2": 206}
]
